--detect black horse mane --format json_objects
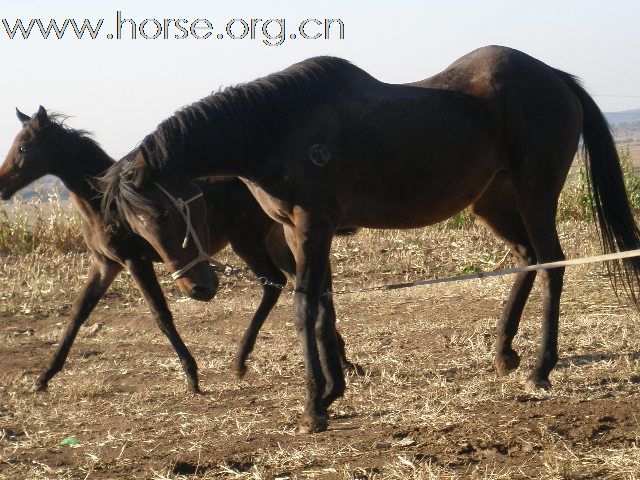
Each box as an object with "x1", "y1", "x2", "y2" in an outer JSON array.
[
  {"x1": 28, "y1": 112, "x2": 114, "y2": 198},
  {"x1": 98, "y1": 149, "x2": 153, "y2": 225},
  {"x1": 33, "y1": 113, "x2": 100, "y2": 151},
  {"x1": 99, "y1": 56, "x2": 374, "y2": 222},
  {"x1": 129, "y1": 56, "x2": 373, "y2": 182},
  {"x1": 29, "y1": 112, "x2": 116, "y2": 186}
]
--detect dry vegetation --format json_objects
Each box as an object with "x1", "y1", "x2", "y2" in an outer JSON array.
[{"x1": 1, "y1": 169, "x2": 640, "y2": 479}]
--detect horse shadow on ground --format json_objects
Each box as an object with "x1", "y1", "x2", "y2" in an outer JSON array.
[{"x1": 556, "y1": 351, "x2": 640, "y2": 375}]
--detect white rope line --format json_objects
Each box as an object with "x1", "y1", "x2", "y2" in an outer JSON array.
[
  {"x1": 207, "y1": 246, "x2": 640, "y2": 295},
  {"x1": 337, "y1": 248, "x2": 640, "y2": 294},
  {"x1": 139, "y1": 186, "x2": 640, "y2": 293}
]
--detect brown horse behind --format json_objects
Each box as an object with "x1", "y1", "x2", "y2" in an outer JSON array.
[{"x1": 0, "y1": 108, "x2": 359, "y2": 392}]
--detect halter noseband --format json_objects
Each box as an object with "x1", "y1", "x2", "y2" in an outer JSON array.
[{"x1": 152, "y1": 182, "x2": 220, "y2": 281}]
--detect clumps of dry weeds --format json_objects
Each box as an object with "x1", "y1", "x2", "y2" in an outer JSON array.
[{"x1": 0, "y1": 188, "x2": 84, "y2": 256}]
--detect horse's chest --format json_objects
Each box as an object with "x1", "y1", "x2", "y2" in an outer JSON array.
[{"x1": 241, "y1": 180, "x2": 294, "y2": 226}]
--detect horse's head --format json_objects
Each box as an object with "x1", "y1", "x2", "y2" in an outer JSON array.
[
  {"x1": 0, "y1": 106, "x2": 58, "y2": 200},
  {"x1": 101, "y1": 156, "x2": 219, "y2": 301}
]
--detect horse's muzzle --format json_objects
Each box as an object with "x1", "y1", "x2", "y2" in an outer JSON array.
[
  {"x1": 180, "y1": 263, "x2": 219, "y2": 301},
  {"x1": 188, "y1": 284, "x2": 217, "y2": 301}
]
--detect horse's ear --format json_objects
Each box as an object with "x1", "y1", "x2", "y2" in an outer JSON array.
[
  {"x1": 15, "y1": 108, "x2": 31, "y2": 124},
  {"x1": 32, "y1": 105, "x2": 49, "y2": 127},
  {"x1": 31, "y1": 105, "x2": 49, "y2": 127}
]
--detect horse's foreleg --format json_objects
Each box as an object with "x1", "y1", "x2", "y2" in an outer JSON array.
[
  {"x1": 126, "y1": 259, "x2": 201, "y2": 393},
  {"x1": 36, "y1": 257, "x2": 121, "y2": 391},
  {"x1": 230, "y1": 243, "x2": 288, "y2": 377},
  {"x1": 292, "y1": 215, "x2": 343, "y2": 433},
  {"x1": 336, "y1": 327, "x2": 365, "y2": 376},
  {"x1": 317, "y1": 268, "x2": 348, "y2": 408},
  {"x1": 232, "y1": 282, "x2": 284, "y2": 378}
]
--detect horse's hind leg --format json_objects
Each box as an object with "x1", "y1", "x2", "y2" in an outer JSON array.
[
  {"x1": 471, "y1": 180, "x2": 537, "y2": 377},
  {"x1": 506, "y1": 149, "x2": 572, "y2": 391},
  {"x1": 36, "y1": 256, "x2": 122, "y2": 391},
  {"x1": 516, "y1": 200, "x2": 566, "y2": 392},
  {"x1": 126, "y1": 259, "x2": 201, "y2": 393}
]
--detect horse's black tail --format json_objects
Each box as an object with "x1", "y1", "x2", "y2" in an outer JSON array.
[{"x1": 555, "y1": 68, "x2": 640, "y2": 308}]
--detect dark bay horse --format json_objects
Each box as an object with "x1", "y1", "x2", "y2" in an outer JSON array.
[
  {"x1": 100, "y1": 46, "x2": 640, "y2": 432},
  {"x1": 0, "y1": 107, "x2": 360, "y2": 391}
]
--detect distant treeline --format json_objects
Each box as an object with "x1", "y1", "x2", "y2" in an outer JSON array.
[{"x1": 606, "y1": 108, "x2": 640, "y2": 125}]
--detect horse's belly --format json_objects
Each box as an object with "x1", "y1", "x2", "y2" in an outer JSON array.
[{"x1": 338, "y1": 166, "x2": 498, "y2": 229}]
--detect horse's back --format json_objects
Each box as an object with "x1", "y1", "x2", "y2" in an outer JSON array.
[
  {"x1": 425, "y1": 46, "x2": 583, "y2": 173},
  {"x1": 328, "y1": 47, "x2": 583, "y2": 227}
]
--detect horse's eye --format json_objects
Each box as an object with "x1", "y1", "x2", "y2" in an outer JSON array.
[
  {"x1": 18, "y1": 145, "x2": 27, "y2": 154},
  {"x1": 159, "y1": 210, "x2": 170, "y2": 221}
]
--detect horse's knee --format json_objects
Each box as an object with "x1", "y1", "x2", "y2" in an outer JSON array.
[
  {"x1": 314, "y1": 319, "x2": 332, "y2": 339},
  {"x1": 294, "y1": 296, "x2": 319, "y2": 333},
  {"x1": 293, "y1": 315, "x2": 307, "y2": 334}
]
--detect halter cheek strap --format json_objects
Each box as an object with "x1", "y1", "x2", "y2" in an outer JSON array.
[{"x1": 153, "y1": 182, "x2": 222, "y2": 281}]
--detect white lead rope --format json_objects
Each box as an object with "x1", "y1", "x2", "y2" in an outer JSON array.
[
  {"x1": 341, "y1": 248, "x2": 640, "y2": 294},
  {"x1": 153, "y1": 182, "x2": 221, "y2": 281},
  {"x1": 145, "y1": 184, "x2": 640, "y2": 292}
]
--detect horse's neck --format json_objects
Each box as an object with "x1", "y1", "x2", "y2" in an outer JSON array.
[{"x1": 55, "y1": 139, "x2": 114, "y2": 214}]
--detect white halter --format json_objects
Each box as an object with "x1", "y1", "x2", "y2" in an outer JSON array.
[{"x1": 152, "y1": 182, "x2": 219, "y2": 281}]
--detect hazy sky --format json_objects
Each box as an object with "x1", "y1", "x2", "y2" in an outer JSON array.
[{"x1": 1, "y1": 0, "x2": 639, "y2": 159}]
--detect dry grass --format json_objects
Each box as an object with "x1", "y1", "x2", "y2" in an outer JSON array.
[
  {"x1": 0, "y1": 189, "x2": 83, "y2": 256},
  {"x1": 3, "y1": 280, "x2": 638, "y2": 479},
  {"x1": 2, "y1": 204, "x2": 639, "y2": 478}
]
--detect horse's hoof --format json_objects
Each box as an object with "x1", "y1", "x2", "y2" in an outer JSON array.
[
  {"x1": 188, "y1": 384, "x2": 202, "y2": 395},
  {"x1": 524, "y1": 376, "x2": 551, "y2": 393},
  {"x1": 231, "y1": 363, "x2": 247, "y2": 379},
  {"x1": 297, "y1": 414, "x2": 328, "y2": 434},
  {"x1": 495, "y1": 350, "x2": 521, "y2": 376},
  {"x1": 344, "y1": 361, "x2": 366, "y2": 377},
  {"x1": 34, "y1": 381, "x2": 48, "y2": 393}
]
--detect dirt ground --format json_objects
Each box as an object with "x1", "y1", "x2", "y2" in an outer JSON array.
[{"x1": 1, "y1": 256, "x2": 639, "y2": 479}]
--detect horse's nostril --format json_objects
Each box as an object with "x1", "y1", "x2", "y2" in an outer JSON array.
[
  {"x1": 192, "y1": 285, "x2": 209, "y2": 296},
  {"x1": 191, "y1": 285, "x2": 216, "y2": 300}
]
